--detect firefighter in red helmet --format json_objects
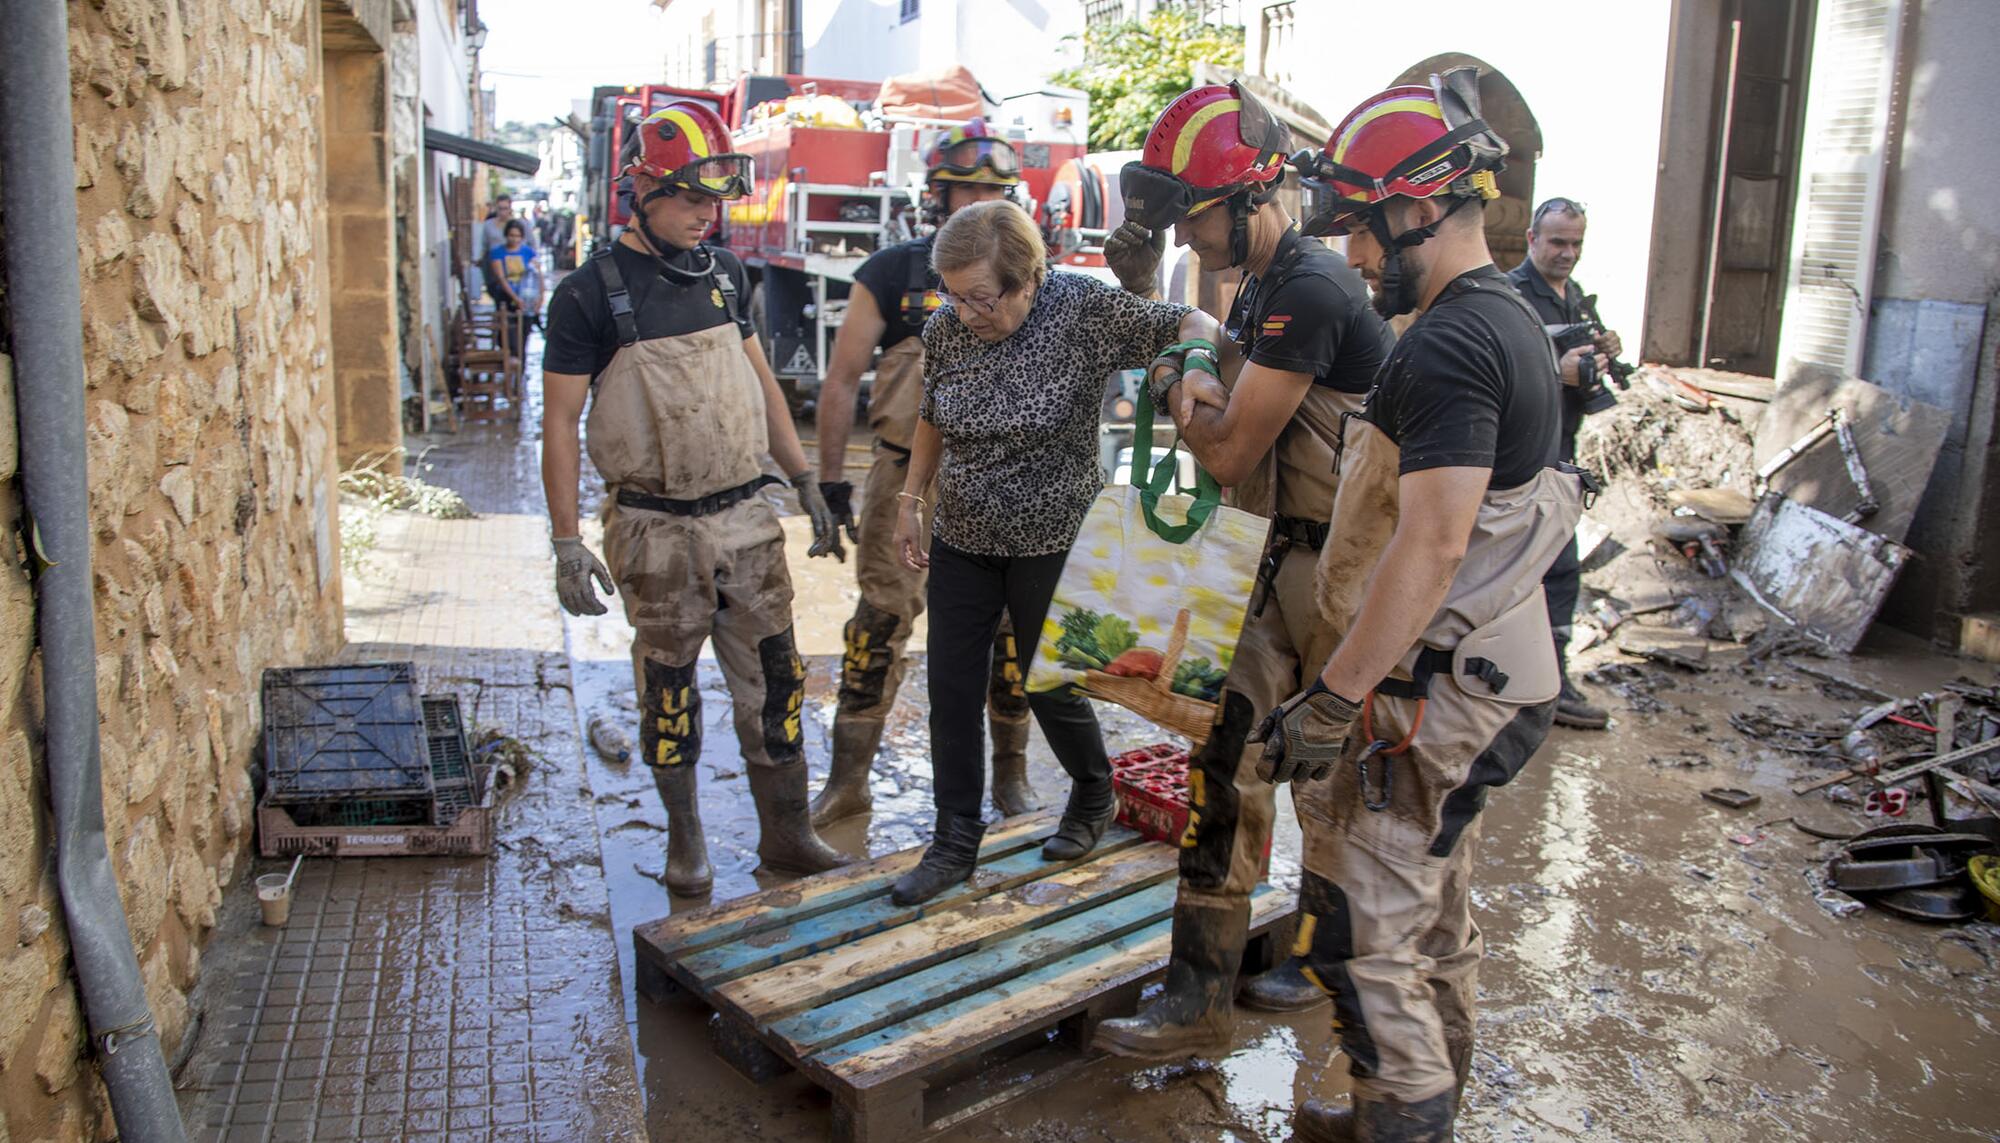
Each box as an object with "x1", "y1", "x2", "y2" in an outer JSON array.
[
  {"x1": 1253, "y1": 69, "x2": 1596, "y2": 1140},
  {"x1": 1090, "y1": 81, "x2": 1396, "y2": 1058},
  {"x1": 809, "y1": 119, "x2": 1041, "y2": 827},
  {"x1": 539, "y1": 101, "x2": 848, "y2": 898}
]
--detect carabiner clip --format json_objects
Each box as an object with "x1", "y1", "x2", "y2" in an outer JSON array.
[{"x1": 1357, "y1": 739, "x2": 1395, "y2": 812}]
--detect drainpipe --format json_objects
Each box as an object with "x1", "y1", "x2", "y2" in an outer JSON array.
[{"x1": 0, "y1": 5, "x2": 190, "y2": 1142}]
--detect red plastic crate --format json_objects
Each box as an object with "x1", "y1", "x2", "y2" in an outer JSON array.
[{"x1": 1109, "y1": 744, "x2": 1272, "y2": 874}]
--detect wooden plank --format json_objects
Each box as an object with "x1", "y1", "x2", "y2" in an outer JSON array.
[
  {"x1": 718, "y1": 845, "x2": 1180, "y2": 1024},
  {"x1": 680, "y1": 834, "x2": 1148, "y2": 983},
  {"x1": 1753, "y1": 376, "x2": 1950, "y2": 545},
  {"x1": 767, "y1": 879, "x2": 1178, "y2": 1055},
  {"x1": 637, "y1": 811, "x2": 1058, "y2": 958},
  {"x1": 1667, "y1": 487, "x2": 1756, "y2": 525},
  {"x1": 821, "y1": 886, "x2": 1290, "y2": 1088}
]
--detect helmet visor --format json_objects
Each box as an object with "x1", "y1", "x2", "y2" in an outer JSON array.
[
  {"x1": 1299, "y1": 178, "x2": 1368, "y2": 238},
  {"x1": 1118, "y1": 162, "x2": 1195, "y2": 230},
  {"x1": 934, "y1": 136, "x2": 1020, "y2": 179},
  {"x1": 669, "y1": 155, "x2": 755, "y2": 199}
]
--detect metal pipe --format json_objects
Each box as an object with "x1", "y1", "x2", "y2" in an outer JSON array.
[
  {"x1": 0, "y1": 4, "x2": 190, "y2": 1141},
  {"x1": 1697, "y1": 17, "x2": 1744, "y2": 369}
]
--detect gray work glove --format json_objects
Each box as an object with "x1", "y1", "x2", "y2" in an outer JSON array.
[
  {"x1": 1104, "y1": 220, "x2": 1166, "y2": 295},
  {"x1": 794, "y1": 474, "x2": 844, "y2": 562},
  {"x1": 552, "y1": 536, "x2": 614, "y2": 617},
  {"x1": 1250, "y1": 681, "x2": 1361, "y2": 784}
]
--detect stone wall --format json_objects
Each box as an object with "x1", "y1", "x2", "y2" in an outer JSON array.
[{"x1": 0, "y1": 0, "x2": 347, "y2": 1136}]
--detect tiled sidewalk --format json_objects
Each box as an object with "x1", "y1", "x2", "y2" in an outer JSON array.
[{"x1": 176, "y1": 433, "x2": 647, "y2": 1142}]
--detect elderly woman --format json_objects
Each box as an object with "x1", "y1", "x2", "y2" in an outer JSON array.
[{"x1": 888, "y1": 200, "x2": 1223, "y2": 905}]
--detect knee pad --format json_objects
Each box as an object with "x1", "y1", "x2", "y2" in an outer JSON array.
[
  {"x1": 1295, "y1": 871, "x2": 1382, "y2": 1080},
  {"x1": 640, "y1": 656, "x2": 701, "y2": 769},
  {"x1": 1179, "y1": 690, "x2": 1255, "y2": 891},
  {"x1": 986, "y1": 624, "x2": 1031, "y2": 719},
  {"x1": 759, "y1": 626, "x2": 807, "y2": 766},
  {"x1": 838, "y1": 599, "x2": 901, "y2": 711}
]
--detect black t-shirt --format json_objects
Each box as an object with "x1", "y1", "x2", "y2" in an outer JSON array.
[
  {"x1": 1228, "y1": 228, "x2": 1392, "y2": 393},
  {"x1": 542, "y1": 240, "x2": 753, "y2": 380},
  {"x1": 1507, "y1": 258, "x2": 1593, "y2": 452},
  {"x1": 850, "y1": 236, "x2": 937, "y2": 351},
  {"x1": 1362, "y1": 265, "x2": 1561, "y2": 489}
]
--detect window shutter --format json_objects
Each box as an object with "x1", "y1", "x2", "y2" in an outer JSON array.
[{"x1": 1776, "y1": 0, "x2": 1905, "y2": 382}]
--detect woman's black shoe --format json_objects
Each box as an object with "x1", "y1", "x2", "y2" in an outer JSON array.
[
  {"x1": 890, "y1": 813, "x2": 987, "y2": 906},
  {"x1": 1042, "y1": 778, "x2": 1117, "y2": 861}
]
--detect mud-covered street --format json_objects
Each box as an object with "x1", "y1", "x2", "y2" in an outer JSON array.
[{"x1": 526, "y1": 380, "x2": 2000, "y2": 1140}]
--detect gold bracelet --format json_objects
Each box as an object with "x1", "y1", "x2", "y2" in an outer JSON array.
[{"x1": 897, "y1": 491, "x2": 926, "y2": 509}]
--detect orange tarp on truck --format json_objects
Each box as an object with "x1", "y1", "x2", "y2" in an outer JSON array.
[{"x1": 875, "y1": 65, "x2": 991, "y2": 121}]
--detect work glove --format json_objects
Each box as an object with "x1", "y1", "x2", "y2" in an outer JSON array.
[
  {"x1": 552, "y1": 536, "x2": 614, "y2": 617},
  {"x1": 1104, "y1": 221, "x2": 1166, "y2": 296},
  {"x1": 794, "y1": 474, "x2": 844, "y2": 562},
  {"x1": 820, "y1": 480, "x2": 860, "y2": 545},
  {"x1": 1250, "y1": 680, "x2": 1361, "y2": 784}
]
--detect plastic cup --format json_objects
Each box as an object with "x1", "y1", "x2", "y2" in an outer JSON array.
[{"x1": 256, "y1": 873, "x2": 294, "y2": 927}]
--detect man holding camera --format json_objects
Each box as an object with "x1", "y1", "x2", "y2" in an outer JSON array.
[{"x1": 1508, "y1": 197, "x2": 1615, "y2": 731}]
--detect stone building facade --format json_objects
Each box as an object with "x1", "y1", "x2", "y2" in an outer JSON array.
[{"x1": 0, "y1": 0, "x2": 399, "y2": 1134}]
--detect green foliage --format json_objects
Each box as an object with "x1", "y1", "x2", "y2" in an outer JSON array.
[
  {"x1": 1171, "y1": 657, "x2": 1228, "y2": 701},
  {"x1": 1054, "y1": 607, "x2": 1138, "y2": 670},
  {"x1": 1051, "y1": 9, "x2": 1246, "y2": 152}
]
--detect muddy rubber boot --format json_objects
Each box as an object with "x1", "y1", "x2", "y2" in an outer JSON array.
[
  {"x1": 652, "y1": 766, "x2": 714, "y2": 897},
  {"x1": 1238, "y1": 954, "x2": 1330, "y2": 1013},
  {"x1": 1294, "y1": 1089, "x2": 1459, "y2": 1143},
  {"x1": 1092, "y1": 898, "x2": 1250, "y2": 1059},
  {"x1": 1552, "y1": 647, "x2": 1608, "y2": 730},
  {"x1": 748, "y1": 763, "x2": 852, "y2": 877},
  {"x1": 988, "y1": 713, "x2": 1040, "y2": 818},
  {"x1": 891, "y1": 813, "x2": 986, "y2": 906},
  {"x1": 810, "y1": 717, "x2": 883, "y2": 826},
  {"x1": 1041, "y1": 778, "x2": 1117, "y2": 861}
]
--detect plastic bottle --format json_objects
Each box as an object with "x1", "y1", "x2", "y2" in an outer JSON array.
[{"x1": 588, "y1": 714, "x2": 633, "y2": 764}]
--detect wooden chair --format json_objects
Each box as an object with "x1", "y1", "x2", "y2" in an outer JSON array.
[{"x1": 451, "y1": 298, "x2": 518, "y2": 423}]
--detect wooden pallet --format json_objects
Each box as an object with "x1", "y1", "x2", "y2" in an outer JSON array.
[{"x1": 632, "y1": 810, "x2": 1293, "y2": 1143}]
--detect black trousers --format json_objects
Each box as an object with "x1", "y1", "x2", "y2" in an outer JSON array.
[
  {"x1": 926, "y1": 539, "x2": 1109, "y2": 820},
  {"x1": 1543, "y1": 411, "x2": 1583, "y2": 645}
]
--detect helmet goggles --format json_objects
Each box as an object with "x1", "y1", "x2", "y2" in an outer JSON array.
[
  {"x1": 933, "y1": 136, "x2": 1020, "y2": 181},
  {"x1": 659, "y1": 154, "x2": 755, "y2": 200},
  {"x1": 1117, "y1": 162, "x2": 1237, "y2": 230}
]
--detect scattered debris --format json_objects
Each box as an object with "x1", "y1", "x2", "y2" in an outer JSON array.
[
  {"x1": 1732, "y1": 495, "x2": 1910, "y2": 655},
  {"x1": 1703, "y1": 788, "x2": 1761, "y2": 810},
  {"x1": 1650, "y1": 751, "x2": 1712, "y2": 769},
  {"x1": 1668, "y1": 487, "x2": 1757, "y2": 525},
  {"x1": 589, "y1": 714, "x2": 634, "y2": 764},
  {"x1": 339, "y1": 448, "x2": 477, "y2": 519},
  {"x1": 475, "y1": 728, "x2": 536, "y2": 795},
  {"x1": 1620, "y1": 635, "x2": 1712, "y2": 673}
]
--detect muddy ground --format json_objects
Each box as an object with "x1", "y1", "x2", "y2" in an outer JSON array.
[{"x1": 370, "y1": 352, "x2": 2000, "y2": 1141}]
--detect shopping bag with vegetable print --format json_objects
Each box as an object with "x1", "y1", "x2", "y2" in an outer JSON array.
[{"x1": 1026, "y1": 392, "x2": 1265, "y2": 745}]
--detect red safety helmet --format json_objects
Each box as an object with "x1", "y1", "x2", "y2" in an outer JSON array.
[
  {"x1": 1291, "y1": 67, "x2": 1506, "y2": 237},
  {"x1": 621, "y1": 101, "x2": 754, "y2": 200},
  {"x1": 926, "y1": 118, "x2": 1022, "y2": 186},
  {"x1": 1120, "y1": 83, "x2": 1289, "y2": 231}
]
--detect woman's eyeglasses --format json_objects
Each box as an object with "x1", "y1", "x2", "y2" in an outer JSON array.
[{"x1": 939, "y1": 287, "x2": 1010, "y2": 316}]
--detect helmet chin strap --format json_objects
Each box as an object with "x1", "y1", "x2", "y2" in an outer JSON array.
[
  {"x1": 1364, "y1": 196, "x2": 1471, "y2": 318},
  {"x1": 631, "y1": 183, "x2": 713, "y2": 280}
]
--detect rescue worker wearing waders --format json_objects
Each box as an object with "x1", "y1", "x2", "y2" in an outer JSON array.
[
  {"x1": 1088, "y1": 83, "x2": 1396, "y2": 1060},
  {"x1": 540, "y1": 102, "x2": 849, "y2": 896},
  {"x1": 809, "y1": 120, "x2": 1040, "y2": 826},
  {"x1": 1262, "y1": 70, "x2": 1594, "y2": 1140}
]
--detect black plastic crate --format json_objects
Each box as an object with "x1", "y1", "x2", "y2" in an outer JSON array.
[
  {"x1": 421, "y1": 694, "x2": 479, "y2": 827},
  {"x1": 262, "y1": 663, "x2": 434, "y2": 804}
]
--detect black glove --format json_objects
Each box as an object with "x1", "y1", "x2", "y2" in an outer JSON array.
[
  {"x1": 820, "y1": 480, "x2": 860, "y2": 545},
  {"x1": 794, "y1": 475, "x2": 844, "y2": 562},
  {"x1": 1104, "y1": 221, "x2": 1166, "y2": 296},
  {"x1": 1249, "y1": 681, "x2": 1361, "y2": 784}
]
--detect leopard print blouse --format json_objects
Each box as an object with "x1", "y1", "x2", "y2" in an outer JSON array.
[{"x1": 920, "y1": 270, "x2": 1192, "y2": 557}]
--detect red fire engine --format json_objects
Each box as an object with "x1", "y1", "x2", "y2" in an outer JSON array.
[{"x1": 580, "y1": 72, "x2": 1112, "y2": 407}]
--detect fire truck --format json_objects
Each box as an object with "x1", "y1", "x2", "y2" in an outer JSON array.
[{"x1": 579, "y1": 73, "x2": 1113, "y2": 408}]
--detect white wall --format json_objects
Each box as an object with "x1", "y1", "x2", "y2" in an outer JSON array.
[
  {"x1": 1252, "y1": 1, "x2": 1674, "y2": 349},
  {"x1": 799, "y1": 0, "x2": 1084, "y2": 95},
  {"x1": 418, "y1": 0, "x2": 473, "y2": 134}
]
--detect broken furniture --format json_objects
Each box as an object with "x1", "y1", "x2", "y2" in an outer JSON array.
[
  {"x1": 1753, "y1": 376, "x2": 1950, "y2": 546},
  {"x1": 257, "y1": 662, "x2": 495, "y2": 857},
  {"x1": 632, "y1": 810, "x2": 1292, "y2": 1143},
  {"x1": 1731, "y1": 494, "x2": 1910, "y2": 654},
  {"x1": 1825, "y1": 824, "x2": 1995, "y2": 923},
  {"x1": 450, "y1": 298, "x2": 521, "y2": 424}
]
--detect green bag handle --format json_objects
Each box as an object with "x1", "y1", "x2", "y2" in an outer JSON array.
[{"x1": 1131, "y1": 383, "x2": 1223, "y2": 544}]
